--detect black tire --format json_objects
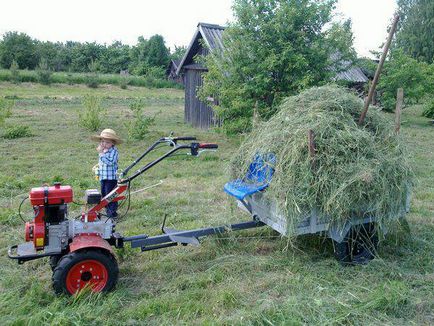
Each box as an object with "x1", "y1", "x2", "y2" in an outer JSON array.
[
  {"x1": 333, "y1": 222, "x2": 379, "y2": 265},
  {"x1": 52, "y1": 249, "x2": 119, "y2": 295},
  {"x1": 49, "y1": 255, "x2": 62, "y2": 271}
]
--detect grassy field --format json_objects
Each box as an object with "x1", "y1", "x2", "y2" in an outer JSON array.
[
  {"x1": 0, "y1": 82, "x2": 433, "y2": 325},
  {"x1": 0, "y1": 69, "x2": 181, "y2": 89}
]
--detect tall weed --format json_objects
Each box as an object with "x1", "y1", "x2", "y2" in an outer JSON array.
[
  {"x1": 10, "y1": 60, "x2": 20, "y2": 84},
  {"x1": 78, "y1": 95, "x2": 105, "y2": 131},
  {"x1": 422, "y1": 99, "x2": 434, "y2": 119},
  {"x1": 3, "y1": 125, "x2": 32, "y2": 139},
  {"x1": 36, "y1": 58, "x2": 53, "y2": 85},
  {"x1": 0, "y1": 98, "x2": 14, "y2": 127},
  {"x1": 125, "y1": 99, "x2": 156, "y2": 140}
]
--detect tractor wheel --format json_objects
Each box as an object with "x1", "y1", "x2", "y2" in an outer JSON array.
[
  {"x1": 52, "y1": 249, "x2": 119, "y2": 295},
  {"x1": 49, "y1": 255, "x2": 62, "y2": 271},
  {"x1": 333, "y1": 222, "x2": 379, "y2": 265}
]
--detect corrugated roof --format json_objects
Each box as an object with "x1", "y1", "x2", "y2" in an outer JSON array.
[
  {"x1": 330, "y1": 52, "x2": 368, "y2": 83},
  {"x1": 334, "y1": 66, "x2": 368, "y2": 83},
  {"x1": 198, "y1": 23, "x2": 225, "y2": 52}
]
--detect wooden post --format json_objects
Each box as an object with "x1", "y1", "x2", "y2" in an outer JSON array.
[
  {"x1": 252, "y1": 101, "x2": 259, "y2": 128},
  {"x1": 395, "y1": 88, "x2": 404, "y2": 133},
  {"x1": 359, "y1": 14, "x2": 400, "y2": 125},
  {"x1": 308, "y1": 129, "x2": 316, "y2": 159}
]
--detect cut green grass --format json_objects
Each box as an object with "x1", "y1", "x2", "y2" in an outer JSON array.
[{"x1": 0, "y1": 83, "x2": 433, "y2": 325}]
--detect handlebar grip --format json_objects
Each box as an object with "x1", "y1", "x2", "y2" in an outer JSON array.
[
  {"x1": 199, "y1": 143, "x2": 218, "y2": 149},
  {"x1": 174, "y1": 136, "x2": 197, "y2": 141}
]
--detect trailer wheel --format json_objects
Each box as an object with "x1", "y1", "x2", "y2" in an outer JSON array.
[
  {"x1": 334, "y1": 222, "x2": 379, "y2": 265},
  {"x1": 52, "y1": 249, "x2": 119, "y2": 295}
]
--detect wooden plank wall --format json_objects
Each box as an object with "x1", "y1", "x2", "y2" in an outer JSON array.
[{"x1": 184, "y1": 69, "x2": 220, "y2": 129}]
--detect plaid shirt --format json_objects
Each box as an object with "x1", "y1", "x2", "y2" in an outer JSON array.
[{"x1": 98, "y1": 146, "x2": 119, "y2": 180}]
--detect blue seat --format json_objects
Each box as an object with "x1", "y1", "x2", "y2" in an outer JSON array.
[{"x1": 224, "y1": 153, "x2": 276, "y2": 201}]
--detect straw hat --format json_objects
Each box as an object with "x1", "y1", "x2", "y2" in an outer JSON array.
[{"x1": 91, "y1": 129, "x2": 123, "y2": 144}]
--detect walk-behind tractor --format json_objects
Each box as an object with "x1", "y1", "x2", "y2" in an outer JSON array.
[
  {"x1": 8, "y1": 136, "x2": 410, "y2": 295},
  {"x1": 9, "y1": 136, "x2": 260, "y2": 295}
]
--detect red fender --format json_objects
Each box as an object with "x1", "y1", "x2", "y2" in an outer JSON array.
[{"x1": 69, "y1": 235, "x2": 114, "y2": 255}]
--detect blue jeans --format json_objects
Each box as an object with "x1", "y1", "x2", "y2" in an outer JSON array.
[{"x1": 101, "y1": 179, "x2": 118, "y2": 218}]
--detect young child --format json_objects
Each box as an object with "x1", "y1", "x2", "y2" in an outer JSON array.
[{"x1": 91, "y1": 129, "x2": 122, "y2": 218}]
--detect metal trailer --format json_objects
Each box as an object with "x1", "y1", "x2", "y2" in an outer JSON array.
[{"x1": 223, "y1": 153, "x2": 411, "y2": 265}]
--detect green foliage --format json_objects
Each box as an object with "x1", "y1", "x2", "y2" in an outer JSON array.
[
  {"x1": 395, "y1": 0, "x2": 434, "y2": 63},
  {"x1": 86, "y1": 60, "x2": 100, "y2": 88},
  {"x1": 357, "y1": 57, "x2": 377, "y2": 79},
  {"x1": 3, "y1": 125, "x2": 32, "y2": 139},
  {"x1": 0, "y1": 31, "x2": 39, "y2": 69},
  {"x1": 78, "y1": 95, "x2": 105, "y2": 131},
  {"x1": 9, "y1": 60, "x2": 20, "y2": 84},
  {"x1": 200, "y1": 0, "x2": 356, "y2": 134},
  {"x1": 146, "y1": 35, "x2": 170, "y2": 68},
  {"x1": 170, "y1": 45, "x2": 187, "y2": 61},
  {"x1": 0, "y1": 97, "x2": 13, "y2": 127},
  {"x1": 128, "y1": 35, "x2": 170, "y2": 75},
  {"x1": 125, "y1": 99, "x2": 156, "y2": 140},
  {"x1": 98, "y1": 41, "x2": 130, "y2": 74},
  {"x1": 0, "y1": 69, "x2": 181, "y2": 89},
  {"x1": 36, "y1": 58, "x2": 52, "y2": 85},
  {"x1": 422, "y1": 99, "x2": 434, "y2": 118},
  {"x1": 120, "y1": 76, "x2": 128, "y2": 89},
  {"x1": 0, "y1": 32, "x2": 171, "y2": 75},
  {"x1": 377, "y1": 50, "x2": 433, "y2": 112}
]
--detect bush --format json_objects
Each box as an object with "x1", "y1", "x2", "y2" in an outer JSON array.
[
  {"x1": 36, "y1": 59, "x2": 53, "y2": 85},
  {"x1": 422, "y1": 99, "x2": 434, "y2": 119},
  {"x1": 3, "y1": 125, "x2": 32, "y2": 139},
  {"x1": 86, "y1": 60, "x2": 100, "y2": 88},
  {"x1": 120, "y1": 76, "x2": 128, "y2": 89},
  {"x1": 86, "y1": 74, "x2": 99, "y2": 88},
  {"x1": 377, "y1": 50, "x2": 432, "y2": 112},
  {"x1": 0, "y1": 98, "x2": 14, "y2": 127},
  {"x1": 125, "y1": 99, "x2": 156, "y2": 140},
  {"x1": 78, "y1": 95, "x2": 105, "y2": 131},
  {"x1": 10, "y1": 60, "x2": 20, "y2": 84}
]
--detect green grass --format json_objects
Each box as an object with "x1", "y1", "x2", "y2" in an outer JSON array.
[
  {"x1": 0, "y1": 83, "x2": 433, "y2": 325},
  {"x1": 0, "y1": 69, "x2": 182, "y2": 89}
]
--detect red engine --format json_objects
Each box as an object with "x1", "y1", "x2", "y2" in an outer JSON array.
[{"x1": 25, "y1": 183, "x2": 73, "y2": 249}]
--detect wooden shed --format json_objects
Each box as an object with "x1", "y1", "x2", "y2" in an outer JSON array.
[
  {"x1": 166, "y1": 59, "x2": 183, "y2": 85},
  {"x1": 178, "y1": 23, "x2": 369, "y2": 130},
  {"x1": 177, "y1": 23, "x2": 225, "y2": 129}
]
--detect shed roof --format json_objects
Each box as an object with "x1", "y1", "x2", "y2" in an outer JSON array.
[
  {"x1": 176, "y1": 23, "x2": 225, "y2": 75},
  {"x1": 330, "y1": 52, "x2": 369, "y2": 83}
]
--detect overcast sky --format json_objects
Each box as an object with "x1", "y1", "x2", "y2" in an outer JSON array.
[{"x1": 0, "y1": 0, "x2": 397, "y2": 58}]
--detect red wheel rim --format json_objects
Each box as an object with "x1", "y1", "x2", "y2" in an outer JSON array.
[{"x1": 66, "y1": 259, "x2": 108, "y2": 294}]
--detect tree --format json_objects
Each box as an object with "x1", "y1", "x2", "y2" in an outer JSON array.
[
  {"x1": 37, "y1": 41, "x2": 64, "y2": 71},
  {"x1": 395, "y1": 0, "x2": 434, "y2": 63},
  {"x1": 170, "y1": 45, "x2": 187, "y2": 61},
  {"x1": 70, "y1": 42, "x2": 104, "y2": 72},
  {"x1": 146, "y1": 35, "x2": 169, "y2": 68},
  {"x1": 0, "y1": 31, "x2": 39, "y2": 69},
  {"x1": 377, "y1": 50, "x2": 432, "y2": 111},
  {"x1": 99, "y1": 41, "x2": 130, "y2": 74},
  {"x1": 129, "y1": 35, "x2": 170, "y2": 75},
  {"x1": 200, "y1": 0, "x2": 354, "y2": 133}
]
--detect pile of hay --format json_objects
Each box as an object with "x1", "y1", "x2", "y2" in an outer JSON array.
[{"x1": 231, "y1": 85, "x2": 413, "y2": 233}]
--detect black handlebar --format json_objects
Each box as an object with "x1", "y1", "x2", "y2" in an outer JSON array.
[
  {"x1": 199, "y1": 143, "x2": 218, "y2": 149},
  {"x1": 120, "y1": 137, "x2": 217, "y2": 181},
  {"x1": 174, "y1": 136, "x2": 196, "y2": 141}
]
